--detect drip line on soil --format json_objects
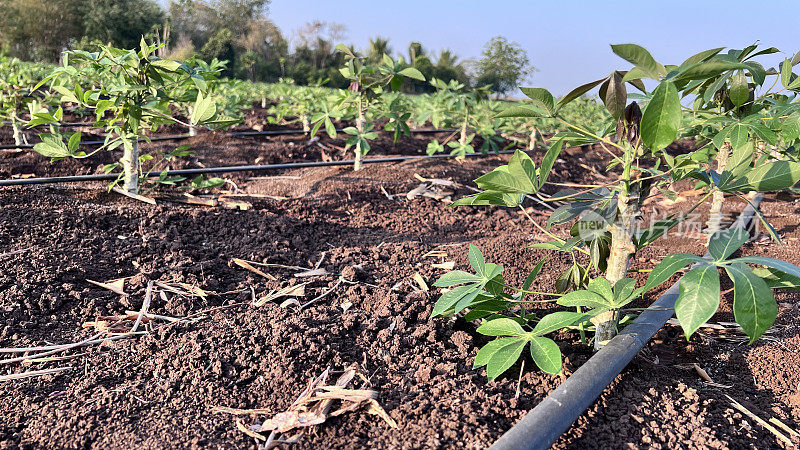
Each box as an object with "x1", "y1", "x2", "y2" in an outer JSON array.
[
  {"x1": 489, "y1": 194, "x2": 764, "y2": 450},
  {"x1": 0, "y1": 127, "x2": 461, "y2": 150},
  {"x1": 0, "y1": 145, "x2": 588, "y2": 187}
]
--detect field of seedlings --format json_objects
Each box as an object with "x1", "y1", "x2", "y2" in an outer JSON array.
[{"x1": 2, "y1": 40, "x2": 800, "y2": 450}]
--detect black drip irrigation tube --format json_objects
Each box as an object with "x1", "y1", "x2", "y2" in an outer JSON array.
[
  {"x1": 0, "y1": 127, "x2": 460, "y2": 150},
  {"x1": 489, "y1": 194, "x2": 764, "y2": 450},
  {"x1": 0, "y1": 148, "x2": 527, "y2": 187}
]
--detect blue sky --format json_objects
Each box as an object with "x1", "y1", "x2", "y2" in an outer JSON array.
[{"x1": 267, "y1": 0, "x2": 799, "y2": 96}]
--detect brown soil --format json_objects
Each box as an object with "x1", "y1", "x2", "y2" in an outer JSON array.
[{"x1": 0, "y1": 121, "x2": 798, "y2": 449}]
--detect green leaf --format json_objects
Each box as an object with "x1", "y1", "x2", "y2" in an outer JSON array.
[
  {"x1": 538, "y1": 139, "x2": 564, "y2": 189},
  {"x1": 729, "y1": 71, "x2": 749, "y2": 107},
  {"x1": 643, "y1": 253, "x2": 706, "y2": 291},
  {"x1": 398, "y1": 67, "x2": 425, "y2": 81},
  {"x1": 680, "y1": 47, "x2": 725, "y2": 66},
  {"x1": 529, "y1": 337, "x2": 562, "y2": 374},
  {"x1": 781, "y1": 58, "x2": 793, "y2": 88},
  {"x1": 734, "y1": 256, "x2": 800, "y2": 280},
  {"x1": 708, "y1": 227, "x2": 749, "y2": 261},
  {"x1": 468, "y1": 244, "x2": 485, "y2": 274},
  {"x1": 587, "y1": 277, "x2": 614, "y2": 301},
  {"x1": 496, "y1": 105, "x2": 547, "y2": 119},
  {"x1": 473, "y1": 337, "x2": 527, "y2": 380},
  {"x1": 612, "y1": 278, "x2": 637, "y2": 305},
  {"x1": 725, "y1": 161, "x2": 800, "y2": 192},
  {"x1": 33, "y1": 134, "x2": 70, "y2": 158},
  {"x1": 641, "y1": 81, "x2": 681, "y2": 150},
  {"x1": 191, "y1": 92, "x2": 216, "y2": 124},
  {"x1": 675, "y1": 265, "x2": 720, "y2": 339},
  {"x1": 532, "y1": 311, "x2": 584, "y2": 336},
  {"x1": 556, "y1": 289, "x2": 611, "y2": 309},
  {"x1": 150, "y1": 59, "x2": 182, "y2": 72},
  {"x1": 610, "y1": 44, "x2": 666, "y2": 79},
  {"x1": 433, "y1": 270, "x2": 481, "y2": 287},
  {"x1": 725, "y1": 263, "x2": 777, "y2": 343},
  {"x1": 557, "y1": 78, "x2": 605, "y2": 110},
  {"x1": 751, "y1": 267, "x2": 800, "y2": 290},
  {"x1": 522, "y1": 258, "x2": 547, "y2": 291},
  {"x1": 67, "y1": 132, "x2": 81, "y2": 153},
  {"x1": 477, "y1": 318, "x2": 526, "y2": 336},
  {"x1": 474, "y1": 153, "x2": 537, "y2": 194},
  {"x1": 450, "y1": 191, "x2": 523, "y2": 207},
  {"x1": 520, "y1": 87, "x2": 555, "y2": 116},
  {"x1": 431, "y1": 283, "x2": 479, "y2": 317}
]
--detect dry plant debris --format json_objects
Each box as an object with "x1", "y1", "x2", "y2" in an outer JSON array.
[{"x1": 214, "y1": 364, "x2": 396, "y2": 448}]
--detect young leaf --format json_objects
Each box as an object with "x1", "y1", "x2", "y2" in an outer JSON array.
[
  {"x1": 725, "y1": 263, "x2": 777, "y2": 343},
  {"x1": 529, "y1": 337, "x2": 562, "y2": 374},
  {"x1": 641, "y1": 81, "x2": 681, "y2": 150},
  {"x1": 675, "y1": 265, "x2": 720, "y2": 339}
]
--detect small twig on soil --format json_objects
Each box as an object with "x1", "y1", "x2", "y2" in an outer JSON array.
[
  {"x1": 112, "y1": 187, "x2": 156, "y2": 205},
  {"x1": 300, "y1": 277, "x2": 344, "y2": 309},
  {"x1": 124, "y1": 311, "x2": 181, "y2": 323},
  {"x1": 22, "y1": 353, "x2": 86, "y2": 365},
  {"x1": 726, "y1": 395, "x2": 794, "y2": 446},
  {"x1": 769, "y1": 417, "x2": 800, "y2": 438},
  {"x1": 0, "y1": 247, "x2": 31, "y2": 259},
  {"x1": 130, "y1": 281, "x2": 153, "y2": 333},
  {"x1": 0, "y1": 366, "x2": 73, "y2": 382},
  {"x1": 212, "y1": 405, "x2": 274, "y2": 415},
  {"x1": 515, "y1": 360, "x2": 525, "y2": 399},
  {"x1": 0, "y1": 333, "x2": 144, "y2": 354}
]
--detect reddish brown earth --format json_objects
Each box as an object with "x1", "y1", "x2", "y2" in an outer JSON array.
[{"x1": 0, "y1": 116, "x2": 798, "y2": 449}]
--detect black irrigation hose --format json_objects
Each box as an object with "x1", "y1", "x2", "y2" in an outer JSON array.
[
  {"x1": 489, "y1": 194, "x2": 764, "y2": 450},
  {"x1": 0, "y1": 148, "x2": 528, "y2": 187},
  {"x1": 0, "y1": 127, "x2": 460, "y2": 150}
]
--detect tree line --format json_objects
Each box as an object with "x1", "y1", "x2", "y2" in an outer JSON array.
[{"x1": 0, "y1": 0, "x2": 533, "y2": 95}]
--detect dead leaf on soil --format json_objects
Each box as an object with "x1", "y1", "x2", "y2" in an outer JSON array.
[
  {"x1": 412, "y1": 273, "x2": 429, "y2": 292},
  {"x1": 431, "y1": 261, "x2": 455, "y2": 270},
  {"x1": 254, "y1": 283, "x2": 308, "y2": 307},
  {"x1": 217, "y1": 364, "x2": 397, "y2": 448},
  {"x1": 86, "y1": 277, "x2": 128, "y2": 295},
  {"x1": 231, "y1": 258, "x2": 277, "y2": 281}
]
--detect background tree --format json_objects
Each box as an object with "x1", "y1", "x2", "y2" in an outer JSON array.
[
  {"x1": 0, "y1": 0, "x2": 83, "y2": 61},
  {"x1": 367, "y1": 37, "x2": 392, "y2": 63},
  {"x1": 81, "y1": 0, "x2": 164, "y2": 49},
  {"x1": 433, "y1": 49, "x2": 469, "y2": 86},
  {"x1": 474, "y1": 36, "x2": 534, "y2": 96}
]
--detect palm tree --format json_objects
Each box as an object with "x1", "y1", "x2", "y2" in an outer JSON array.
[{"x1": 367, "y1": 36, "x2": 392, "y2": 63}]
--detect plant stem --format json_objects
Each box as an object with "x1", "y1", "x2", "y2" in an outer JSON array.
[
  {"x1": 593, "y1": 139, "x2": 640, "y2": 350},
  {"x1": 528, "y1": 127, "x2": 537, "y2": 151},
  {"x1": 705, "y1": 142, "x2": 730, "y2": 244},
  {"x1": 354, "y1": 96, "x2": 365, "y2": 171},
  {"x1": 11, "y1": 116, "x2": 22, "y2": 150},
  {"x1": 121, "y1": 138, "x2": 139, "y2": 194}
]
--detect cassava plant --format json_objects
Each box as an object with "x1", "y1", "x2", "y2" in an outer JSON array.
[
  {"x1": 28, "y1": 40, "x2": 232, "y2": 195},
  {"x1": 430, "y1": 43, "x2": 800, "y2": 380},
  {"x1": 335, "y1": 43, "x2": 425, "y2": 170},
  {"x1": 670, "y1": 44, "x2": 800, "y2": 243}
]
